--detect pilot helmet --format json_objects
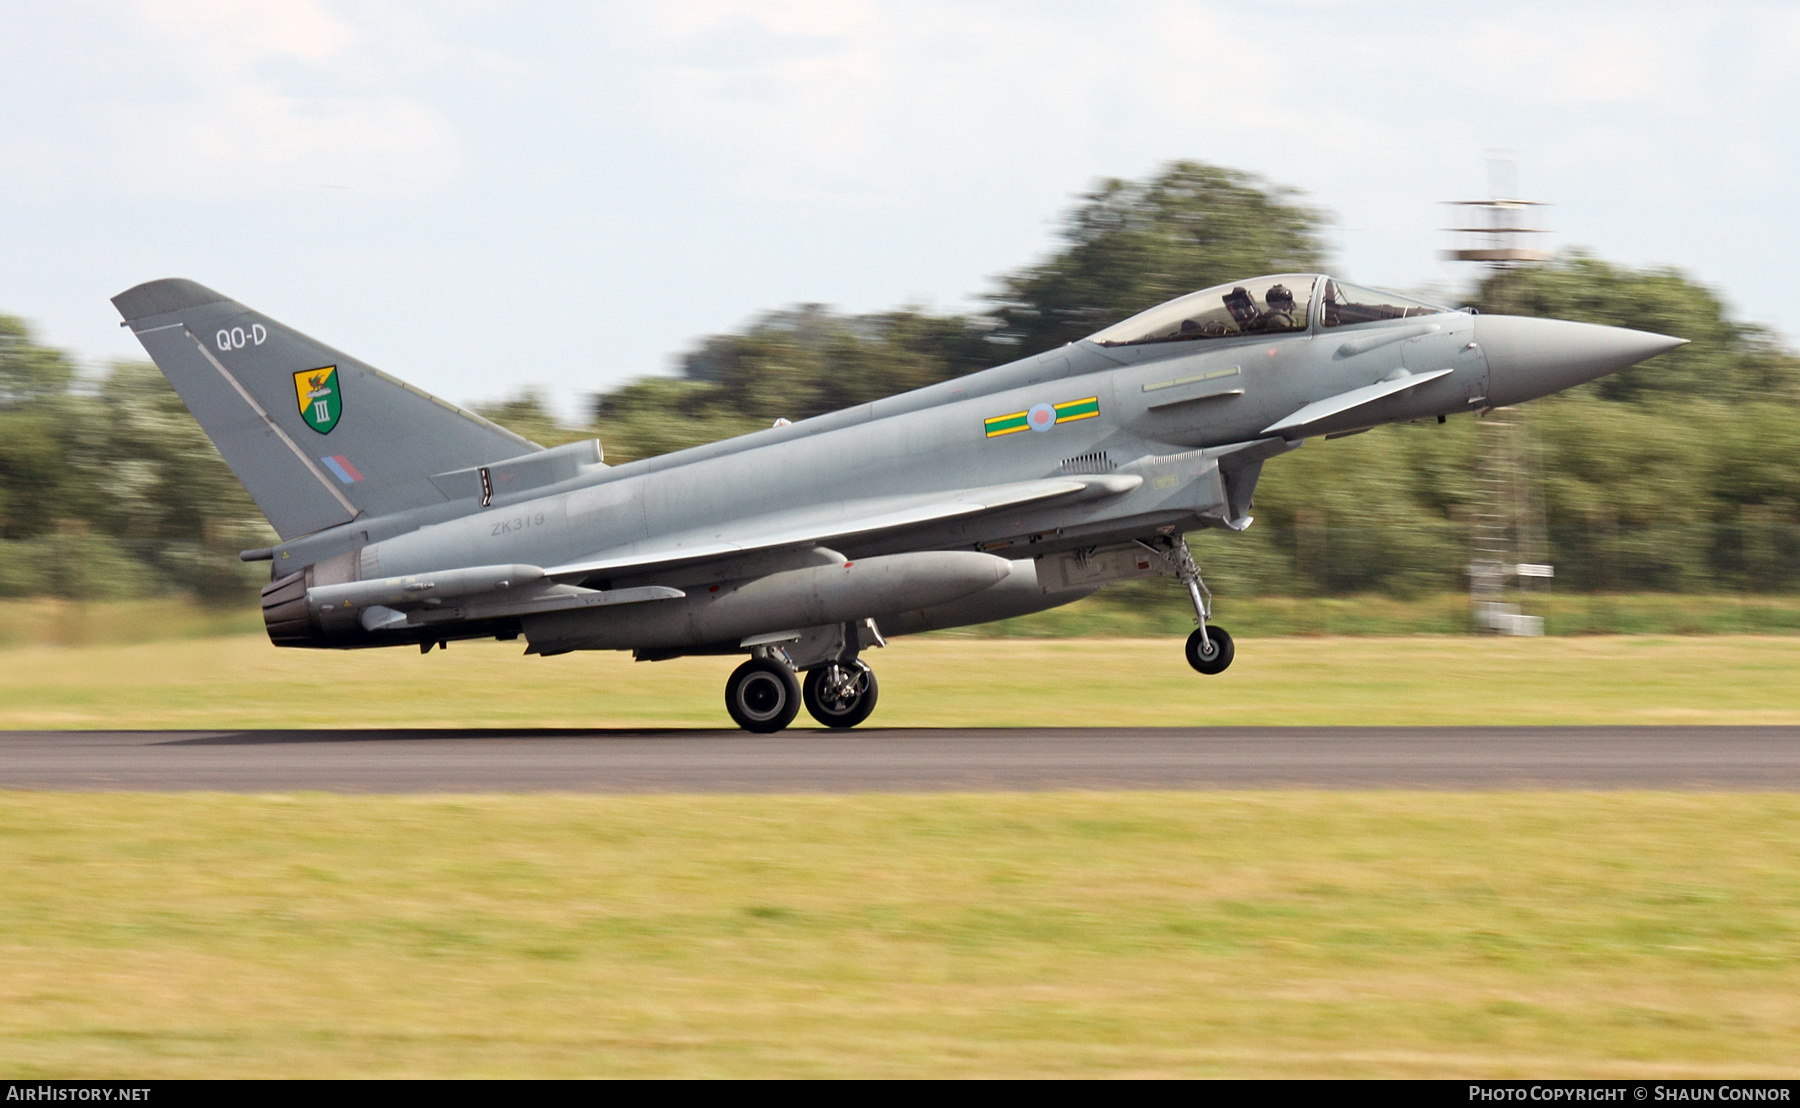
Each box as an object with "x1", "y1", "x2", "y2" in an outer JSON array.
[{"x1": 1266, "y1": 284, "x2": 1295, "y2": 312}]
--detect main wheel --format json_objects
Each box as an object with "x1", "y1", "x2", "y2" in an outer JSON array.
[
  {"x1": 725, "y1": 658, "x2": 801, "y2": 733},
  {"x1": 802, "y1": 660, "x2": 879, "y2": 729},
  {"x1": 1185, "y1": 625, "x2": 1234, "y2": 675}
]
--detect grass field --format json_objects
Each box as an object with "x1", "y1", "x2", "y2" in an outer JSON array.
[
  {"x1": 985, "y1": 586, "x2": 1800, "y2": 638},
  {"x1": 2, "y1": 791, "x2": 1797, "y2": 1077},
  {"x1": 6, "y1": 592, "x2": 1800, "y2": 649},
  {"x1": 2, "y1": 633, "x2": 1799, "y2": 729},
  {"x1": 6, "y1": 627, "x2": 1799, "y2": 1076}
]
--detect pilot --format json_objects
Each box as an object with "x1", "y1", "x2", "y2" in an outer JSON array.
[{"x1": 1258, "y1": 283, "x2": 1300, "y2": 332}]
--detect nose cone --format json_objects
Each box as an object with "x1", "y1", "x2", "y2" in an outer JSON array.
[{"x1": 1475, "y1": 315, "x2": 1686, "y2": 407}]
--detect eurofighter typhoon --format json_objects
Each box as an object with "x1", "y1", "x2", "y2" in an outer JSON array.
[{"x1": 113, "y1": 276, "x2": 1681, "y2": 731}]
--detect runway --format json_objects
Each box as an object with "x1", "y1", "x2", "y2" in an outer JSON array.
[{"x1": 2, "y1": 726, "x2": 1799, "y2": 792}]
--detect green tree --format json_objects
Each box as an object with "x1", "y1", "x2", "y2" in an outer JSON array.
[
  {"x1": 1468, "y1": 253, "x2": 1800, "y2": 591},
  {"x1": 0, "y1": 316, "x2": 85, "y2": 543},
  {"x1": 0, "y1": 314, "x2": 75, "y2": 408},
  {"x1": 0, "y1": 325, "x2": 273, "y2": 601},
  {"x1": 472, "y1": 389, "x2": 590, "y2": 449},
  {"x1": 81, "y1": 361, "x2": 273, "y2": 601}
]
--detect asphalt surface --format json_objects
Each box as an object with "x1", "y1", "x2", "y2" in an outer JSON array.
[{"x1": 2, "y1": 726, "x2": 1798, "y2": 792}]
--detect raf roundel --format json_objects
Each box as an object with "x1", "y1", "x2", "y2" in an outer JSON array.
[{"x1": 1027, "y1": 403, "x2": 1056, "y2": 432}]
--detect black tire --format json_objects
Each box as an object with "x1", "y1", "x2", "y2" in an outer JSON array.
[
  {"x1": 1185, "y1": 625, "x2": 1234, "y2": 675},
  {"x1": 802, "y1": 660, "x2": 879, "y2": 729},
  {"x1": 725, "y1": 658, "x2": 801, "y2": 733}
]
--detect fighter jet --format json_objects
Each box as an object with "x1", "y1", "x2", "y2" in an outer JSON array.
[{"x1": 113, "y1": 274, "x2": 1681, "y2": 731}]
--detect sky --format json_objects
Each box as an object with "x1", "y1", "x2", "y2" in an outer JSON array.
[{"x1": 4, "y1": 0, "x2": 1797, "y2": 421}]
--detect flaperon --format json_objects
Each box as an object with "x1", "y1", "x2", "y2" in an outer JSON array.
[{"x1": 113, "y1": 274, "x2": 1682, "y2": 732}]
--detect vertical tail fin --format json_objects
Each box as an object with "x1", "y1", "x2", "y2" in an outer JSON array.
[{"x1": 113, "y1": 279, "x2": 540, "y2": 539}]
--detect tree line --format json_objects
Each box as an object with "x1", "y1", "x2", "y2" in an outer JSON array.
[{"x1": 4, "y1": 161, "x2": 1798, "y2": 603}]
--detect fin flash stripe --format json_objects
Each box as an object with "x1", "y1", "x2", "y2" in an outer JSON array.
[{"x1": 984, "y1": 396, "x2": 1100, "y2": 438}]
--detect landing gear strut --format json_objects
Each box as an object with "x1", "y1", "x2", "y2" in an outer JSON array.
[{"x1": 1142, "y1": 535, "x2": 1234, "y2": 675}]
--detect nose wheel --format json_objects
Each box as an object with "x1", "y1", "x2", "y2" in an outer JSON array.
[
  {"x1": 1186, "y1": 625, "x2": 1234, "y2": 674},
  {"x1": 1141, "y1": 534, "x2": 1235, "y2": 675},
  {"x1": 725, "y1": 657, "x2": 801, "y2": 733},
  {"x1": 803, "y1": 660, "x2": 879, "y2": 728}
]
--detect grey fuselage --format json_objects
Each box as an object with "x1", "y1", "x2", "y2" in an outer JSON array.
[{"x1": 252, "y1": 273, "x2": 1677, "y2": 657}]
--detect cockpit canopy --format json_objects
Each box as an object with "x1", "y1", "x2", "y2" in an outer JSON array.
[
  {"x1": 1318, "y1": 278, "x2": 1447, "y2": 329},
  {"x1": 1086, "y1": 274, "x2": 1449, "y2": 347}
]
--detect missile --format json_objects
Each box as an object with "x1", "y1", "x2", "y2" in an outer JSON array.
[{"x1": 524, "y1": 550, "x2": 1013, "y2": 652}]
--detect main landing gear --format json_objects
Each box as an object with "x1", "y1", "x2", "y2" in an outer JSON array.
[
  {"x1": 724, "y1": 631, "x2": 881, "y2": 733},
  {"x1": 724, "y1": 657, "x2": 801, "y2": 733},
  {"x1": 803, "y1": 660, "x2": 879, "y2": 729},
  {"x1": 1142, "y1": 535, "x2": 1234, "y2": 675}
]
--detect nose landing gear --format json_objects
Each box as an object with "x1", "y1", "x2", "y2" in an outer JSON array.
[
  {"x1": 1141, "y1": 535, "x2": 1235, "y2": 675},
  {"x1": 1185, "y1": 624, "x2": 1234, "y2": 674}
]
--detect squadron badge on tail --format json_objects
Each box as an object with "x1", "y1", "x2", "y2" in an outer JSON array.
[{"x1": 293, "y1": 366, "x2": 341, "y2": 434}]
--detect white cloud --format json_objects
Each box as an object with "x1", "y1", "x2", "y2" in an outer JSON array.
[
  {"x1": 619, "y1": 1, "x2": 1301, "y2": 213},
  {"x1": 141, "y1": 91, "x2": 456, "y2": 193},
  {"x1": 1473, "y1": 17, "x2": 1695, "y2": 107},
  {"x1": 126, "y1": 0, "x2": 458, "y2": 195},
  {"x1": 650, "y1": 0, "x2": 877, "y2": 39},
  {"x1": 137, "y1": 0, "x2": 354, "y2": 63},
  {"x1": 0, "y1": 0, "x2": 459, "y2": 200}
]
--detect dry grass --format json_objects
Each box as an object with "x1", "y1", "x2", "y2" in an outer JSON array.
[
  {"x1": 6, "y1": 633, "x2": 1797, "y2": 1075},
  {"x1": 1, "y1": 791, "x2": 1797, "y2": 1077},
  {"x1": 0, "y1": 599, "x2": 260, "y2": 648},
  {"x1": 8, "y1": 593, "x2": 1800, "y2": 648},
  {"x1": 1, "y1": 633, "x2": 1798, "y2": 730}
]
